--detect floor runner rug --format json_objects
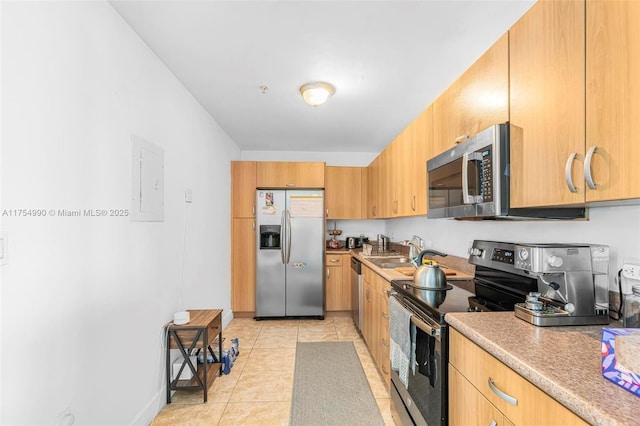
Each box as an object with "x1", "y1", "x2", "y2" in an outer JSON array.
[{"x1": 290, "y1": 341, "x2": 385, "y2": 426}]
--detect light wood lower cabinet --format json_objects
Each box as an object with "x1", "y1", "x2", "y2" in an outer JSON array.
[
  {"x1": 231, "y1": 218, "x2": 256, "y2": 313},
  {"x1": 325, "y1": 254, "x2": 351, "y2": 311},
  {"x1": 449, "y1": 328, "x2": 588, "y2": 426},
  {"x1": 362, "y1": 265, "x2": 391, "y2": 389},
  {"x1": 449, "y1": 365, "x2": 512, "y2": 426}
]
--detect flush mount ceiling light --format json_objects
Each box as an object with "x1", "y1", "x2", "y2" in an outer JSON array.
[{"x1": 300, "y1": 82, "x2": 335, "y2": 107}]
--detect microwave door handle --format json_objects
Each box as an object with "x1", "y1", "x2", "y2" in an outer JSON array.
[{"x1": 462, "y1": 151, "x2": 483, "y2": 204}]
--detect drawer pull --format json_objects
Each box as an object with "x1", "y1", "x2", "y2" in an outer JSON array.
[
  {"x1": 330, "y1": 259, "x2": 339, "y2": 263},
  {"x1": 381, "y1": 338, "x2": 389, "y2": 347},
  {"x1": 381, "y1": 312, "x2": 389, "y2": 320},
  {"x1": 488, "y1": 377, "x2": 518, "y2": 406},
  {"x1": 489, "y1": 421, "x2": 497, "y2": 426},
  {"x1": 381, "y1": 364, "x2": 389, "y2": 375}
]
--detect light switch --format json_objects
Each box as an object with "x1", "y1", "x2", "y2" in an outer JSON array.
[{"x1": 185, "y1": 189, "x2": 193, "y2": 203}]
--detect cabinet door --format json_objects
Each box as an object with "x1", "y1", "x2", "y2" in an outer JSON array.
[
  {"x1": 325, "y1": 167, "x2": 363, "y2": 219},
  {"x1": 256, "y1": 161, "x2": 325, "y2": 188},
  {"x1": 367, "y1": 156, "x2": 381, "y2": 218},
  {"x1": 449, "y1": 365, "x2": 506, "y2": 426},
  {"x1": 411, "y1": 105, "x2": 433, "y2": 216},
  {"x1": 377, "y1": 278, "x2": 391, "y2": 388},
  {"x1": 325, "y1": 265, "x2": 342, "y2": 311},
  {"x1": 509, "y1": 1, "x2": 586, "y2": 207},
  {"x1": 232, "y1": 218, "x2": 256, "y2": 312},
  {"x1": 433, "y1": 32, "x2": 509, "y2": 155},
  {"x1": 288, "y1": 162, "x2": 325, "y2": 188},
  {"x1": 390, "y1": 124, "x2": 414, "y2": 217},
  {"x1": 586, "y1": 0, "x2": 640, "y2": 202},
  {"x1": 231, "y1": 161, "x2": 256, "y2": 218},
  {"x1": 450, "y1": 329, "x2": 588, "y2": 426}
]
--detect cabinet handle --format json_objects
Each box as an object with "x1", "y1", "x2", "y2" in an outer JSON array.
[
  {"x1": 411, "y1": 195, "x2": 416, "y2": 212},
  {"x1": 455, "y1": 134, "x2": 470, "y2": 144},
  {"x1": 252, "y1": 221, "x2": 255, "y2": 230},
  {"x1": 326, "y1": 269, "x2": 330, "y2": 279},
  {"x1": 252, "y1": 205, "x2": 255, "y2": 215},
  {"x1": 381, "y1": 337, "x2": 389, "y2": 347},
  {"x1": 488, "y1": 377, "x2": 518, "y2": 406},
  {"x1": 489, "y1": 421, "x2": 497, "y2": 426},
  {"x1": 381, "y1": 312, "x2": 389, "y2": 320},
  {"x1": 286, "y1": 183, "x2": 296, "y2": 187},
  {"x1": 366, "y1": 288, "x2": 372, "y2": 302},
  {"x1": 584, "y1": 146, "x2": 598, "y2": 190},
  {"x1": 381, "y1": 364, "x2": 389, "y2": 375},
  {"x1": 393, "y1": 200, "x2": 398, "y2": 214},
  {"x1": 330, "y1": 259, "x2": 339, "y2": 263},
  {"x1": 326, "y1": 208, "x2": 329, "y2": 218},
  {"x1": 382, "y1": 289, "x2": 390, "y2": 297},
  {"x1": 372, "y1": 205, "x2": 377, "y2": 217},
  {"x1": 564, "y1": 152, "x2": 578, "y2": 193}
]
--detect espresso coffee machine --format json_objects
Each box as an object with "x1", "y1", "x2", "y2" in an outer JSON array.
[{"x1": 513, "y1": 243, "x2": 610, "y2": 326}]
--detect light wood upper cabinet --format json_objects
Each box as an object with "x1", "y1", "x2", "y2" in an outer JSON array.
[
  {"x1": 231, "y1": 161, "x2": 256, "y2": 218},
  {"x1": 586, "y1": 0, "x2": 640, "y2": 202},
  {"x1": 367, "y1": 155, "x2": 383, "y2": 218},
  {"x1": 256, "y1": 161, "x2": 325, "y2": 188},
  {"x1": 410, "y1": 105, "x2": 433, "y2": 216},
  {"x1": 325, "y1": 166, "x2": 364, "y2": 219},
  {"x1": 509, "y1": 0, "x2": 586, "y2": 208},
  {"x1": 433, "y1": 32, "x2": 509, "y2": 156}
]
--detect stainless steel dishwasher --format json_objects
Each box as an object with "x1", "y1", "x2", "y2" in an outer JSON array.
[{"x1": 350, "y1": 256, "x2": 362, "y2": 331}]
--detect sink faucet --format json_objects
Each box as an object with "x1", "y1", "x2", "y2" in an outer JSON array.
[{"x1": 409, "y1": 235, "x2": 424, "y2": 267}]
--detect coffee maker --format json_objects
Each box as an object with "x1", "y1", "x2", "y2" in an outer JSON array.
[{"x1": 513, "y1": 243, "x2": 610, "y2": 326}]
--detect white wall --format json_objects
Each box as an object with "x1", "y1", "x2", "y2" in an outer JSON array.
[
  {"x1": 386, "y1": 205, "x2": 640, "y2": 289},
  {"x1": 1, "y1": 2, "x2": 239, "y2": 425},
  {"x1": 241, "y1": 150, "x2": 378, "y2": 167}
]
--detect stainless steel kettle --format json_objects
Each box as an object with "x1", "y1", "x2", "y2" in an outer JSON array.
[
  {"x1": 413, "y1": 249, "x2": 448, "y2": 289},
  {"x1": 413, "y1": 249, "x2": 449, "y2": 306}
]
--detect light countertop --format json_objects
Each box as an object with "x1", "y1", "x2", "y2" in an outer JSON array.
[
  {"x1": 446, "y1": 312, "x2": 638, "y2": 426},
  {"x1": 354, "y1": 251, "x2": 474, "y2": 282}
]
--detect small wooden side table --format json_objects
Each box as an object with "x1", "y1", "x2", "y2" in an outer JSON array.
[{"x1": 165, "y1": 309, "x2": 223, "y2": 403}]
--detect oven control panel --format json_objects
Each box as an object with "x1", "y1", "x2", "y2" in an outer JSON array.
[{"x1": 491, "y1": 248, "x2": 514, "y2": 265}]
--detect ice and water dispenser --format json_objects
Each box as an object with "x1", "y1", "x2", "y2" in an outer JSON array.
[{"x1": 260, "y1": 225, "x2": 281, "y2": 249}]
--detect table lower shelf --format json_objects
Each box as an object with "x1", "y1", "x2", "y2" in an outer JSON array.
[{"x1": 170, "y1": 362, "x2": 222, "y2": 390}]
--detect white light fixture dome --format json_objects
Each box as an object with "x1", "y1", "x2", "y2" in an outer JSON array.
[{"x1": 300, "y1": 82, "x2": 335, "y2": 107}]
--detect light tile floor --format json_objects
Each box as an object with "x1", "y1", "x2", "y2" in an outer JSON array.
[{"x1": 152, "y1": 314, "x2": 395, "y2": 425}]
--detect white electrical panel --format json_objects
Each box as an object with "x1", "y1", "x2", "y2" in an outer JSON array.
[{"x1": 131, "y1": 135, "x2": 164, "y2": 222}]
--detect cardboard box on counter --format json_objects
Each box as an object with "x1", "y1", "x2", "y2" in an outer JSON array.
[{"x1": 601, "y1": 328, "x2": 640, "y2": 397}]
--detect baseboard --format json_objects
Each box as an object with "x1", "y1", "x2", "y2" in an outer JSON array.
[
  {"x1": 231, "y1": 311, "x2": 255, "y2": 319},
  {"x1": 130, "y1": 386, "x2": 164, "y2": 426}
]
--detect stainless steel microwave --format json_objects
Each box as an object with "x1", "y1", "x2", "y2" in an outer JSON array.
[{"x1": 426, "y1": 123, "x2": 585, "y2": 219}]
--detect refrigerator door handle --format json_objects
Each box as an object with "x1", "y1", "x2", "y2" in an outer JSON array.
[
  {"x1": 285, "y1": 209, "x2": 292, "y2": 264},
  {"x1": 280, "y1": 209, "x2": 286, "y2": 264}
]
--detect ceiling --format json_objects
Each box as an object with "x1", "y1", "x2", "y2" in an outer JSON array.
[{"x1": 110, "y1": 0, "x2": 535, "y2": 154}]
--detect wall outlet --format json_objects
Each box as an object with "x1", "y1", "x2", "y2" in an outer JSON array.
[{"x1": 622, "y1": 264, "x2": 640, "y2": 281}]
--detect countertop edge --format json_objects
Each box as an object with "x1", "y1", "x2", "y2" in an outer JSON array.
[{"x1": 446, "y1": 313, "x2": 628, "y2": 426}]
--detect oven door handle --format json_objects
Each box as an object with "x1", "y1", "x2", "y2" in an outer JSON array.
[
  {"x1": 391, "y1": 291, "x2": 442, "y2": 339},
  {"x1": 411, "y1": 314, "x2": 441, "y2": 339}
]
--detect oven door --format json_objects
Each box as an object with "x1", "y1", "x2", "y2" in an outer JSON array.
[{"x1": 390, "y1": 295, "x2": 446, "y2": 426}]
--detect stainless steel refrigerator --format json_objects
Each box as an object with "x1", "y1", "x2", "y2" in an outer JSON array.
[{"x1": 255, "y1": 189, "x2": 325, "y2": 319}]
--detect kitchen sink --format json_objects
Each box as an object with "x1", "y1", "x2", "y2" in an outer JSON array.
[{"x1": 366, "y1": 256, "x2": 414, "y2": 269}]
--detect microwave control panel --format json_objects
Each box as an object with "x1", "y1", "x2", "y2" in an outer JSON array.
[{"x1": 479, "y1": 147, "x2": 493, "y2": 202}]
